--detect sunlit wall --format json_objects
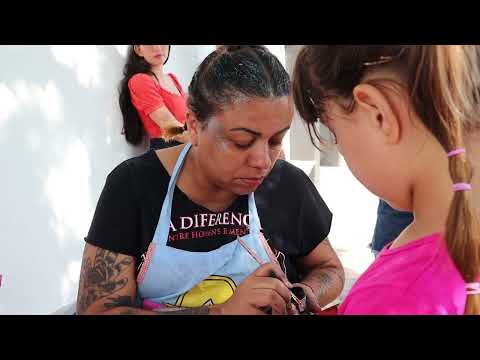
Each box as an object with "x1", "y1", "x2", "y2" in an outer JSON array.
[{"x1": 0, "y1": 45, "x2": 216, "y2": 314}]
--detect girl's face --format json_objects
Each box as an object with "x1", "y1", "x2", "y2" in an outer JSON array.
[
  {"x1": 187, "y1": 97, "x2": 293, "y2": 195},
  {"x1": 322, "y1": 83, "x2": 416, "y2": 211},
  {"x1": 134, "y1": 45, "x2": 170, "y2": 67}
]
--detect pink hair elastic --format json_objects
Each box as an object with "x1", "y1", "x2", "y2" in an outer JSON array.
[
  {"x1": 452, "y1": 183, "x2": 472, "y2": 192},
  {"x1": 448, "y1": 149, "x2": 472, "y2": 191},
  {"x1": 447, "y1": 148, "x2": 466, "y2": 157},
  {"x1": 466, "y1": 282, "x2": 480, "y2": 295}
]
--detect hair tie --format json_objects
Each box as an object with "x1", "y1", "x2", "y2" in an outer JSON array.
[
  {"x1": 447, "y1": 148, "x2": 466, "y2": 157},
  {"x1": 466, "y1": 282, "x2": 480, "y2": 295}
]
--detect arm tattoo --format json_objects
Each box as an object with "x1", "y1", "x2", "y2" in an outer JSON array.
[
  {"x1": 314, "y1": 269, "x2": 335, "y2": 297},
  {"x1": 154, "y1": 306, "x2": 210, "y2": 315},
  {"x1": 104, "y1": 295, "x2": 135, "y2": 310},
  {"x1": 300, "y1": 239, "x2": 345, "y2": 305},
  {"x1": 306, "y1": 267, "x2": 345, "y2": 300},
  {"x1": 77, "y1": 247, "x2": 133, "y2": 314},
  {"x1": 116, "y1": 306, "x2": 210, "y2": 315},
  {"x1": 119, "y1": 309, "x2": 139, "y2": 315},
  {"x1": 310, "y1": 239, "x2": 345, "y2": 290},
  {"x1": 328, "y1": 267, "x2": 345, "y2": 288}
]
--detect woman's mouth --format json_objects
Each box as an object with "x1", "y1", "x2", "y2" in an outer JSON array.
[{"x1": 237, "y1": 177, "x2": 265, "y2": 188}]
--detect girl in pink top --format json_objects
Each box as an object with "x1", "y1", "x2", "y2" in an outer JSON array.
[{"x1": 292, "y1": 45, "x2": 480, "y2": 315}]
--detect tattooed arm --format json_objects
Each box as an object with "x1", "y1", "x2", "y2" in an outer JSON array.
[
  {"x1": 76, "y1": 244, "x2": 211, "y2": 315},
  {"x1": 76, "y1": 243, "x2": 150, "y2": 315},
  {"x1": 294, "y1": 238, "x2": 345, "y2": 311}
]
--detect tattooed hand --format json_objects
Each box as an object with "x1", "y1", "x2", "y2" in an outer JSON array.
[{"x1": 77, "y1": 245, "x2": 134, "y2": 314}]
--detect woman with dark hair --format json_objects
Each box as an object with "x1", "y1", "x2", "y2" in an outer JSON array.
[
  {"x1": 77, "y1": 45, "x2": 343, "y2": 315},
  {"x1": 119, "y1": 45, "x2": 190, "y2": 150}
]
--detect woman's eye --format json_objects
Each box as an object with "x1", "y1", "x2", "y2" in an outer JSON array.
[
  {"x1": 269, "y1": 140, "x2": 282, "y2": 148},
  {"x1": 234, "y1": 142, "x2": 252, "y2": 149}
]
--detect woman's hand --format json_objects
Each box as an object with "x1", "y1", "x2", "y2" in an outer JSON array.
[
  {"x1": 290, "y1": 282, "x2": 323, "y2": 314},
  {"x1": 211, "y1": 263, "x2": 293, "y2": 315}
]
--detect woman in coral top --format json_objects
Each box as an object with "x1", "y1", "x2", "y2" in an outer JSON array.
[{"x1": 119, "y1": 45, "x2": 190, "y2": 149}]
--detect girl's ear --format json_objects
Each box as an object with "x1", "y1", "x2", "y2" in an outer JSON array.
[{"x1": 353, "y1": 83, "x2": 401, "y2": 145}]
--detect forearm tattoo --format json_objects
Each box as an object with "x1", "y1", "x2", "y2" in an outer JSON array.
[
  {"x1": 104, "y1": 295, "x2": 135, "y2": 309},
  {"x1": 303, "y1": 240, "x2": 345, "y2": 301},
  {"x1": 310, "y1": 268, "x2": 344, "y2": 298},
  {"x1": 77, "y1": 247, "x2": 133, "y2": 314},
  {"x1": 116, "y1": 306, "x2": 211, "y2": 315},
  {"x1": 154, "y1": 306, "x2": 211, "y2": 315}
]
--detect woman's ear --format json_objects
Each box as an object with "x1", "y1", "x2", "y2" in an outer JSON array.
[
  {"x1": 186, "y1": 111, "x2": 200, "y2": 146},
  {"x1": 352, "y1": 83, "x2": 401, "y2": 144},
  {"x1": 133, "y1": 45, "x2": 143, "y2": 58}
]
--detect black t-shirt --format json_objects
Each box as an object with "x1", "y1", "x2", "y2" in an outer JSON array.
[{"x1": 86, "y1": 150, "x2": 332, "y2": 283}]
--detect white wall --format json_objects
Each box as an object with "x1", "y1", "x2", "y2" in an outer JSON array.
[{"x1": 0, "y1": 45, "x2": 215, "y2": 314}]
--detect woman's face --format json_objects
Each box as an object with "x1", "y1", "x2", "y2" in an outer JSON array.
[
  {"x1": 189, "y1": 96, "x2": 293, "y2": 195},
  {"x1": 134, "y1": 45, "x2": 170, "y2": 67}
]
